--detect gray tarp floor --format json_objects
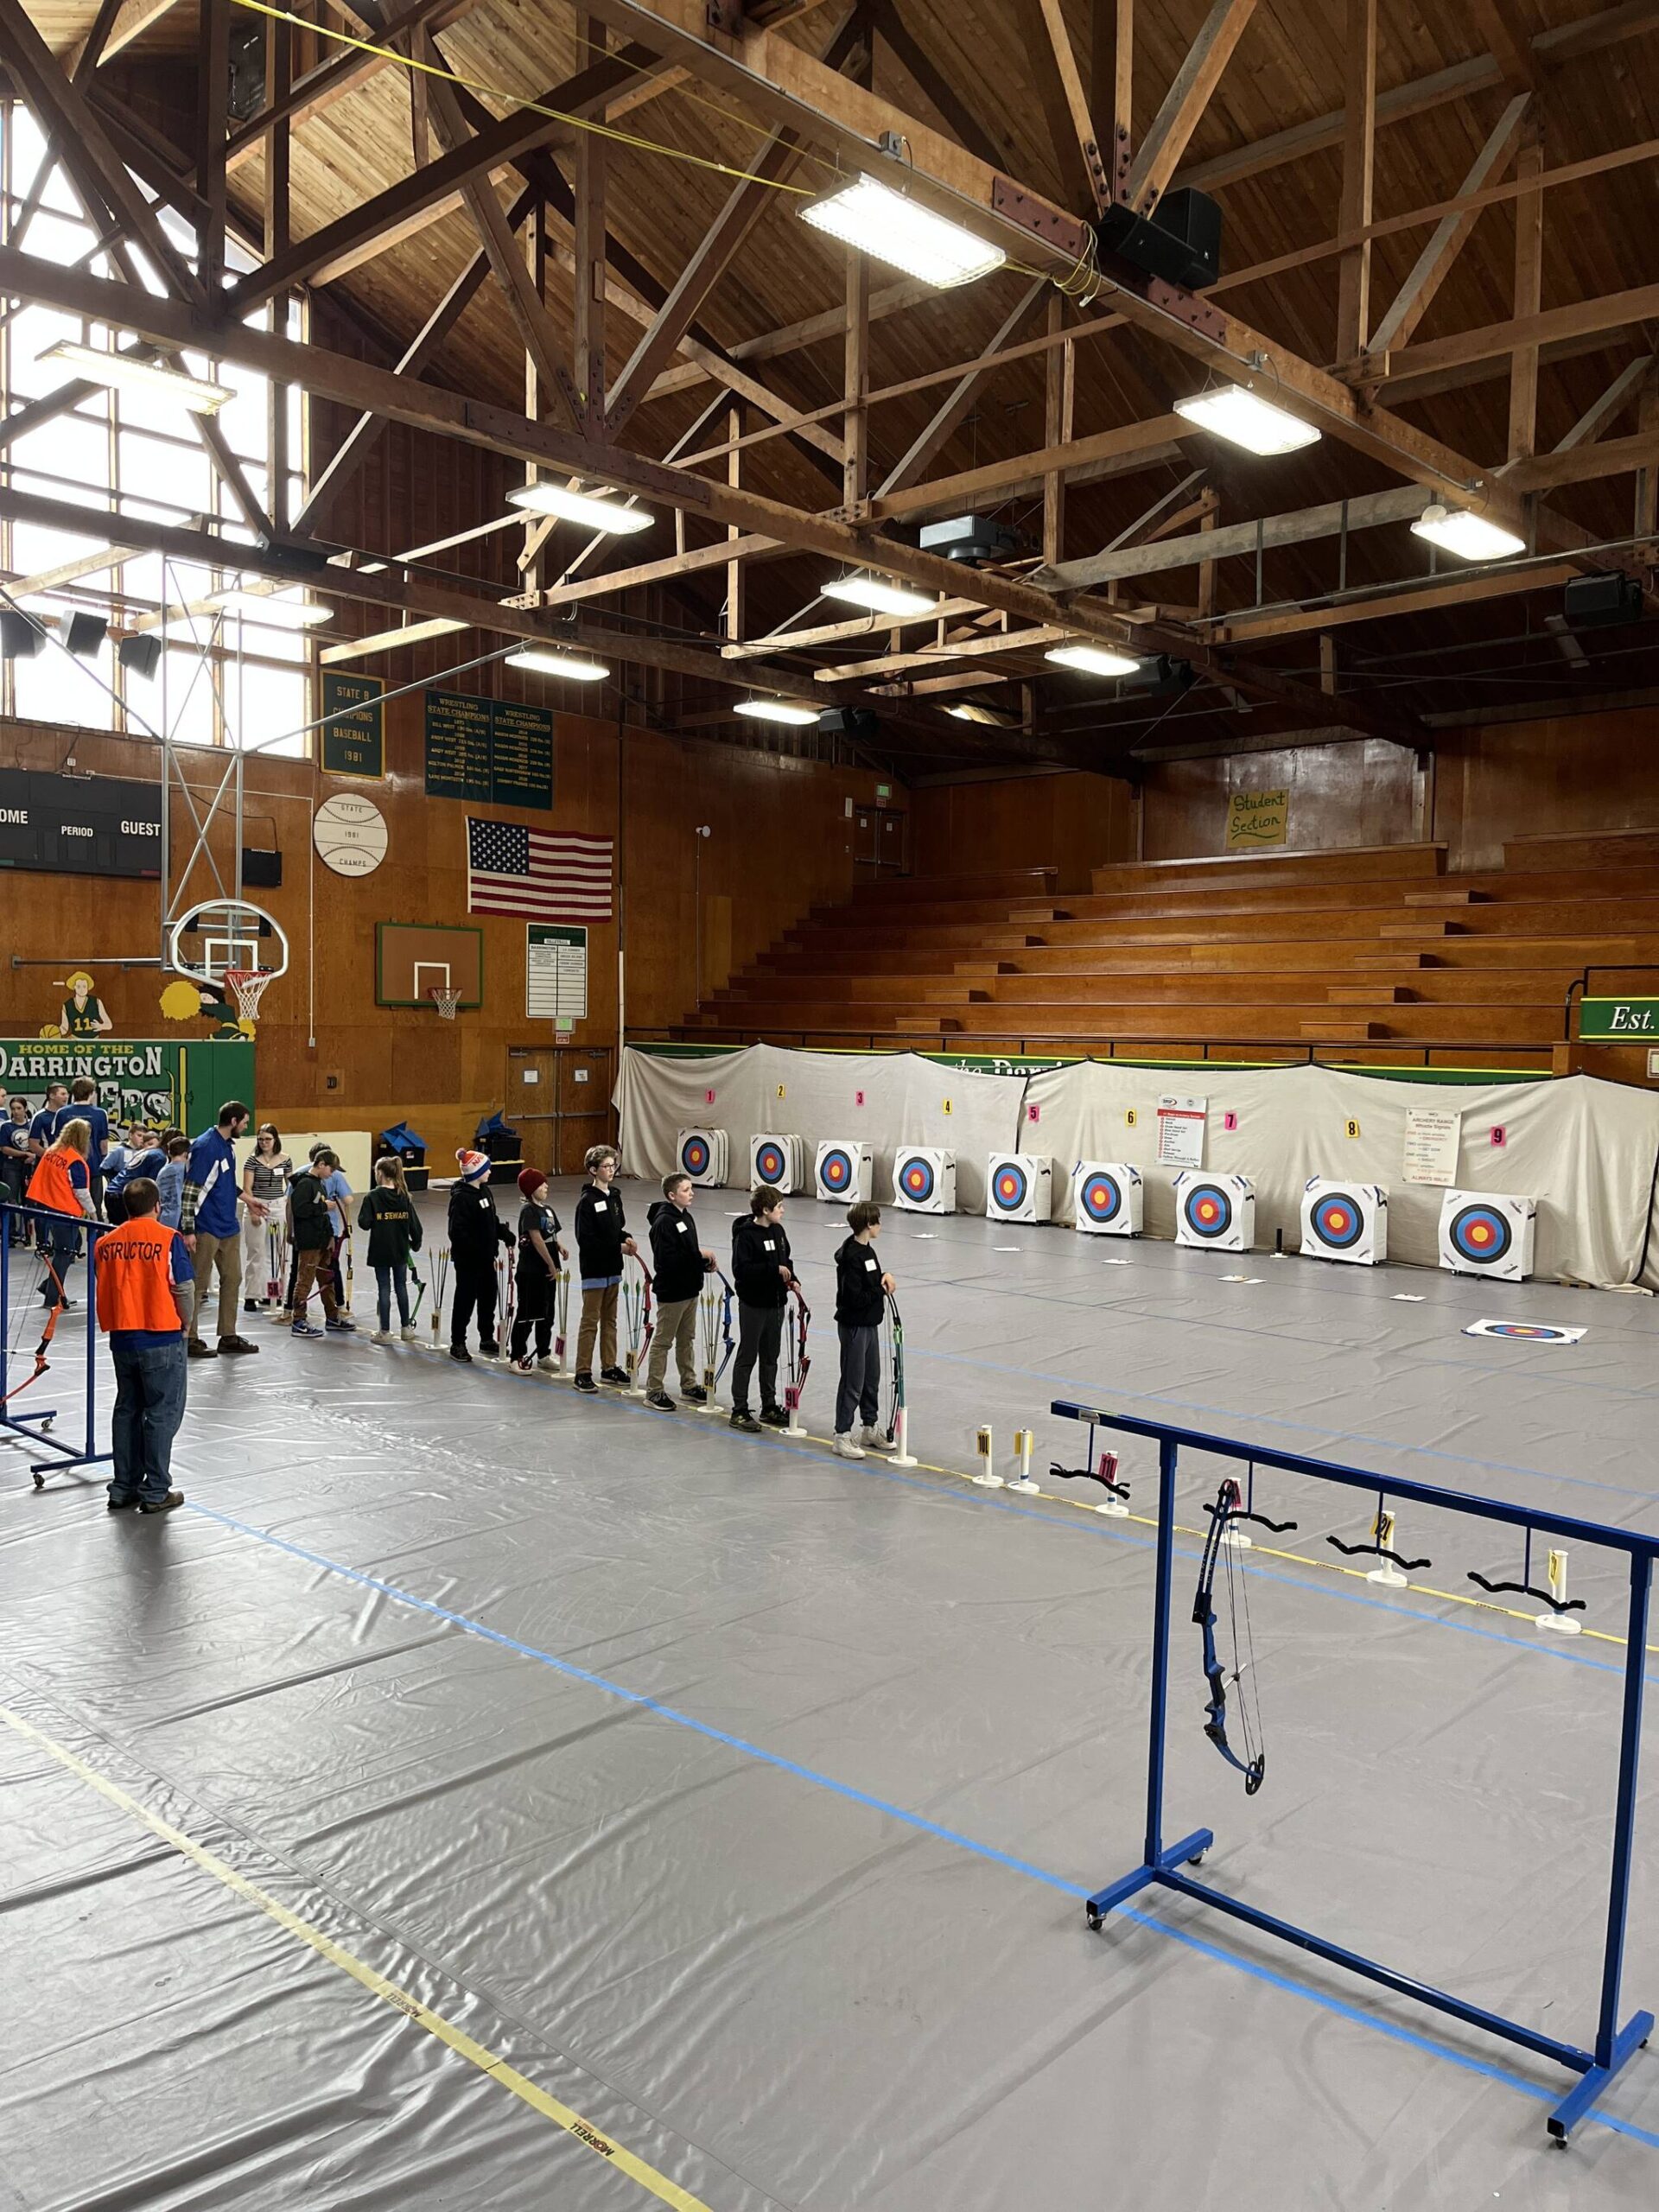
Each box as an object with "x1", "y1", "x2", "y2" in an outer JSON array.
[{"x1": 3, "y1": 1178, "x2": 1659, "y2": 2211}]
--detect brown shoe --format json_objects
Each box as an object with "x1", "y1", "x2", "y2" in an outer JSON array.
[
  {"x1": 217, "y1": 1335, "x2": 261, "y2": 1355},
  {"x1": 138, "y1": 1490, "x2": 185, "y2": 1514},
  {"x1": 188, "y1": 1338, "x2": 217, "y2": 1358}
]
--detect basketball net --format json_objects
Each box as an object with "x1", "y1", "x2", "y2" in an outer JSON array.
[
  {"x1": 429, "y1": 984, "x2": 461, "y2": 1020},
  {"x1": 223, "y1": 968, "x2": 273, "y2": 1025}
]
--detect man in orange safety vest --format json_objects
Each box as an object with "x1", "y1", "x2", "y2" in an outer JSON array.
[{"x1": 96, "y1": 1176, "x2": 194, "y2": 1516}]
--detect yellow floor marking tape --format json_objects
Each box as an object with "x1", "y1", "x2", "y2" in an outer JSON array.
[
  {"x1": 357, "y1": 1343, "x2": 1659, "y2": 1656},
  {"x1": 0, "y1": 1700, "x2": 715, "y2": 2212}
]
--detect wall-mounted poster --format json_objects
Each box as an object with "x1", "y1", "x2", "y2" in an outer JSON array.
[
  {"x1": 319, "y1": 671, "x2": 385, "y2": 779},
  {"x1": 1225, "y1": 787, "x2": 1288, "y2": 850},
  {"x1": 423, "y1": 690, "x2": 554, "y2": 808}
]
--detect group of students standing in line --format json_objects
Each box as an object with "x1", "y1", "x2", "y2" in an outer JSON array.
[{"x1": 447, "y1": 1143, "x2": 902, "y2": 1458}]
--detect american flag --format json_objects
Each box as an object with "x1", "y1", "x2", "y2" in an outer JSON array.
[{"x1": 466, "y1": 818, "x2": 614, "y2": 921}]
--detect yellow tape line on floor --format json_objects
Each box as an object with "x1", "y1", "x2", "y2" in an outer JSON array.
[{"x1": 0, "y1": 1700, "x2": 714, "y2": 2212}]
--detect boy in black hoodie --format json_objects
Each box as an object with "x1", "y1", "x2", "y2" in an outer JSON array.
[
  {"x1": 728, "y1": 1184, "x2": 793, "y2": 1434},
  {"x1": 832, "y1": 1200, "x2": 896, "y2": 1459},
  {"x1": 644, "y1": 1172, "x2": 715, "y2": 1409},
  {"x1": 510, "y1": 1167, "x2": 568, "y2": 1371},
  {"x1": 447, "y1": 1147, "x2": 513, "y2": 1363},
  {"x1": 572, "y1": 1144, "x2": 637, "y2": 1393}
]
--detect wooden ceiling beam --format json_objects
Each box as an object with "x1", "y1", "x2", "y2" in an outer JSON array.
[
  {"x1": 1216, "y1": 562, "x2": 1581, "y2": 641},
  {"x1": 223, "y1": 0, "x2": 477, "y2": 174},
  {"x1": 1125, "y1": 0, "x2": 1257, "y2": 214},
  {"x1": 1469, "y1": 0, "x2": 1536, "y2": 90},
  {"x1": 1175, "y1": 0, "x2": 1659, "y2": 196},
  {"x1": 1506, "y1": 118, "x2": 1545, "y2": 463},
  {"x1": 1378, "y1": 278, "x2": 1659, "y2": 386},
  {"x1": 871, "y1": 1, "x2": 1004, "y2": 168},
  {"x1": 225, "y1": 44, "x2": 665, "y2": 307},
  {"x1": 1030, "y1": 0, "x2": 1109, "y2": 211},
  {"x1": 1364, "y1": 92, "x2": 1529, "y2": 358},
  {"x1": 1552, "y1": 352, "x2": 1656, "y2": 451},
  {"x1": 1032, "y1": 484, "x2": 1430, "y2": 590},
  {"x1": 1505, "y1": 426, "x2": 1659, "y2": 494},
  {"x1": 874, "y1": 275, "x2": 1048, "y2": 497},
  {"x1": 67, "y1": 0, "x2": 185, "y2": 75},
  {"x1": 1334, "y1": 0, "x2": 1376, "y2": 365}
]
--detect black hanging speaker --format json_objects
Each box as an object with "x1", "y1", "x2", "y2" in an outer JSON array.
[
  {"x1": 0, "y1": 609, "x2": 45, "y2": 659},
  {"x1": 65, "y1": 610, "x2": 107, "y2": 658},
  {"x1": 241, "y1": 848, "x2": 283, "y2": 888},
  {"x1": 119, "y1": 633, "x2": 162, "y2": 680},
  {"x1": 1095, "y1": 188, "x2": 1223, "y2": 292},
  {"x1": 1563, "y1": 575, "x2": 1643, "y2": 628}
]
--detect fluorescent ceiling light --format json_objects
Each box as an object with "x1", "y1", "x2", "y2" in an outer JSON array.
[
  {"x1": 800, "y1": 175, "x2": 1006, "y2": 289},
  {"x1": 505, "y1": 647, "x2": 610, "y2": 682},
  {"x1": 37, "y1": 340, "x2": 234, "y2": 414},
  {"x1": 823, "y1": 574, "x2": 937, "y2": 617},
  {"x1": 734, "y1": 698, "x2": 819, "y2": 726},
  {"x1": 948, "y1": 702, "x2": 1014, "y2": 726},
  {"x1": 1409, "y1": 502, "x2": 1526, "y2": 563},
  {"x1": 1173, "y1": 384, "x2": 1320, "y2": 456},
  {"x1": 506, "y1": 483, "x2": 653, "y2": 533},
  {"x1": 1045, "y1": 643, "x2": 1141, "y2": 677},
  {"x1": 210, "y1": 590, "x2": 333, "y2": 628}
]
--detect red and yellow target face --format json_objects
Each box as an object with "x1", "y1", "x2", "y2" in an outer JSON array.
[
  {"x1": 1447, "y1": 1202, "x2": 1512, "y2": 1267},
  {"x1": 1183, "y1": 1183, "x2": 1233, "y2": 1238},
  {"x1": 820, "y1": 1149, "x2": 852, "y2": 1191},
  {"x1": 993, "y1": 1164, "x2": 1027, "y2": 1211}
]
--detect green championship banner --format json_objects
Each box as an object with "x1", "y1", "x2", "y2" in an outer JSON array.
[
  {"x1": 1578, "y1": 997, "x2": 1659, "y2": 1041},
  {"x1": 0, "y1": 1037, "x2": 254, "y2": 1131}
]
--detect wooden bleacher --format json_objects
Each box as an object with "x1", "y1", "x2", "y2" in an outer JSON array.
[{"x1": 676, "y1": 843, "x2": 1659, "y2": 1071}]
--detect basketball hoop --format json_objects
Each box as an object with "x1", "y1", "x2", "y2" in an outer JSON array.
[
  {"x1": 223, "y1": 967, "x2": 273, "y2": 1026},
  {"x1": 429, "y1": 984, "x2": 462, "y2": 1021}
]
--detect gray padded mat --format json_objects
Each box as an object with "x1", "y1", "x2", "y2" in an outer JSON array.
[{"x1": 3, "y1": 1180, "x2": 1657, "y2": 2210}]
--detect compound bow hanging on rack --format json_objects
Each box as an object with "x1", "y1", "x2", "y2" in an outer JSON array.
[
  {"x1": 3, "y1": 1239, "x2": 68, "y2": 1417},
  {"x1": 1193, "y1": 1475, "x2": 1296, "y2": 1796},
  {"x1": 1469, "y1": 1527, "x2": 1587, "y2": 1617},
  {"x1": 881, "y1": 1288, "x2": 905, "y2": 1446},
  {"x1": 702, "y1": 1268, "x2": 735, "y2": 1399},
  {"x1": 784, "y1": 1281, "x2": 811, "y2": 1420}
]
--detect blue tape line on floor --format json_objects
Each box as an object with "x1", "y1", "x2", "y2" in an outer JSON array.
[{"x1": 185, "y1": 1497, "x2": 1659, "y2": 2152}]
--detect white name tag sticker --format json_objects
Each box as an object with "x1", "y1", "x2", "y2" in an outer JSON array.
[
  {"x1": 594, "y1": 1199, "x2": 607, "y2": 1211},
  {"x1": 864, "y1": 1256, "x2": 878, "y2": 1271},
  {"x1": 677, "y1": 1219, "x2": 688, "y2": 1233},
  {"x1": 763, "y1": 1237, "x2": 774, "y2": 1249}
]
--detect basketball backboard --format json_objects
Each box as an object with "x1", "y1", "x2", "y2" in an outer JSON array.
[
  {"x1": 376, "y1": 921, "x2": 483, "y2": 1007},
  {"x1": 168, "y1": 898, "x2": 289, "y2": 982}
]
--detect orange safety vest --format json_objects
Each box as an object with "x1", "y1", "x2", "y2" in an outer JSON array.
[
  {"x1": 95, "y1": 1217, "x2": 187, "y2": 1335},
  {"x1": 26, "y1": 1146, "x2": 85, "y2": 1217}
]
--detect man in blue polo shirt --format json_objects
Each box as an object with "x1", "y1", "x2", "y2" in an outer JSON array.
[
  {"x1": 29, "y1": 1082, "x2": 67, "y2": 1159},
  {"x1": 52, "y1": 1076, "x2": 111, "y2": 1210},
  {"x1": 179, "y1": 1098, "x2": 259, "y2": 1359}
]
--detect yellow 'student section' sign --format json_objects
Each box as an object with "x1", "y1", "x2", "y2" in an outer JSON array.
[{"x1": 1225, "y1": 787, "x2": 1289, "y2": 849}]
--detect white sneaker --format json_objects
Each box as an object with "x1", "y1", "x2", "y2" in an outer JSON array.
[
  {"x1": 370, "y1": 1329, "x2": 393, "y2": 1344},
  {"x1": 536, "y1": 1356, "x2": 558, "y2": 1372},
  {"x1": 833, "y1": 1433, "x2": 865, "y2": 1460},
  {"x1": 401, "y1": 1325, "x2": 418, "y2": 1341},
  {"x1": 861, "y1": 1427, "x2": 897, "y2": 1453}
]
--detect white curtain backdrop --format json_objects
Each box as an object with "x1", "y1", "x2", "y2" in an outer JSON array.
[{"x1": 616, "y1": 1049, "x2": 1659, "y2": 1289}]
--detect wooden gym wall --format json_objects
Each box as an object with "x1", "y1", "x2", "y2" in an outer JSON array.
[{"x1": 0, "y1": 703, "x2": 884, "y2": 1160}]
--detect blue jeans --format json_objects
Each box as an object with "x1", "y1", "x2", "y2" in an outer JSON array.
[
  {"x1": 835, "y1": 1323, "x2": 881, "y2": 1435},
  {"x1": 108, "y1": 1337, "x2": 188, "y2": 1505},
  {"x1": 41, "y1": 1217, "x2": 78, "y2": 1301},
  {"x1": 374, "y1": 1263, "x2": 411, "y2": 1330}
]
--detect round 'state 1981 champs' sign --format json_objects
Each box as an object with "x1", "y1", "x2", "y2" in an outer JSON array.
[{"x1": 313, "y1": 792, "x2": 389, "y2": 877}]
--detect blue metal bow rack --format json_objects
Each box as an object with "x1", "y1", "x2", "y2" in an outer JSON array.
[{"x1": 1052, "y1": 1399, "x2": 1654, "y2": 2144}]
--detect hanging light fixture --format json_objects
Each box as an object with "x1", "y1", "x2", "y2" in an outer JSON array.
[
  {"x1": 209, "y1": 590, "x2": 334, "y2": 628},
  {"x1": 36, "y1": 340, "x2": 233, "y2": 414},
  {"x1": 823, "y1": 573, "x2": 937, "y2": 617},
  {"x1": 1173, "y1": 382, "x2": 1320, "y2": 455},
  {"x1": 1045, "y1": 643, "x2": 1141, "y2": 677},
  {"x1": 1410, "y1": 502, "x2": 1526, "y2": 563},
  {"x1": 505, "y1": 647, "x2": 610, "y2": 682},
  {"x1": 506, "y1": 483, "x2": 654, "y2": 533},
  {"x1": 800, "y1": 175, "x2": 1005, "y2": 289},
  {"x1": 734, "y1": 698, "x2": 819, "y2": 725}
]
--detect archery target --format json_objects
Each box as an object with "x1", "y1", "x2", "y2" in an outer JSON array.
[
  {"x1": 1173, "y1": 1171, "x2": 1255, "y2": 1251},
  {"x1": 749, "y1": 1133, "x2": 802, "y2": 1193},
  {"x1": 1438, "y1": 1188, "x2": 1535, "y2": 1281},
  {"x1": 814, "y1": 1140, "x2": 872, "y2": 1203},
  {"x1": 893, "y1": 1147, "x2": 956, "y2": 1214},
  {"x1": 676, "y1": 1127, "x2": 728, "y2": 1186},
  {"x1": 1300, "y1": 1179, "x2": 1388, "y2": 1266},
  {"x1": 986, "y1": 1153, "x2": 1052, "y2": 1224},
  {"x1": 1463, "y1": 1317, "x2": 1583, "y2": 1344},
  {"x1": 1071, "y1": 1160, "x2": 1143, "y2": 1236}
]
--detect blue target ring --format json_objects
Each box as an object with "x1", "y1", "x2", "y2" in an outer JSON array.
[
  {"x1": 754, "y1": 1141, "x2": 787, "y2": 1185},
  {"x1": 1183, "y1": 1182, "x2": 1233, "y2": 1240},
  {"x1": 819, "y1": 1147, "x2": 853, "y2": 1192},
  {"x1": 992, "y1": 1162, "x2": 1028, "y2": 1212},
  {"x1": 899, "y1": 1154, "x2": 937, "y2": 1204},
  {"x1": 1080, "y1": 1172, "x2": 1123, "y2": 1225},
  {"x1": 680, "y1": 1134, "x2": 711, "y2": 1178},
  {"x1": 1448, "y1": 1202, "x2": 1511, "y2": 1267},
  {"x1": 1312, "y1": 1192, "x2": 1365, "y2": 1249},
  {"x1": 1483, "y1": 1321, "x2": 1566, "y2": 1341}
]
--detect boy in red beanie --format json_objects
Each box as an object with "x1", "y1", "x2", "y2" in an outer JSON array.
[
  {"x1": 511, "y1": 1167, "x2": 569, "y2": 1371},
  {"x1": 447, "y1": 1148, "x2": 512, "y2": 1363}
]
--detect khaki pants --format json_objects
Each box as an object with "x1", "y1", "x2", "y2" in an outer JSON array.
[
  {"x1": 575, "y1": 1281, "x2": 619, "y2": 1376},
  {"x1": 190, "y1": 1229, "x2": 242, "y2": 1343},
  {"x1": 645, "y1": 1295, "x2": 698, "y2": 1393},
  {"x1": 291, "y1": 1246, "x2": 340, "y2": 1323}
]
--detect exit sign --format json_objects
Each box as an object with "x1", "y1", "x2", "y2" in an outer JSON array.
[
  {"x1": 875, "y1": 783, "x2": 892, "y2": 798},
  {"x1": 1579, "y1": 997, "x2": 1659, "y2": 1040}
]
